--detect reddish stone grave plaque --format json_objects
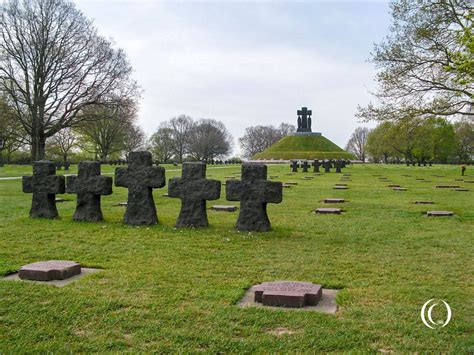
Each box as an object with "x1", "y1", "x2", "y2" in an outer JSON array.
[
  {"x1": 427, "y1": 210, "x2": 454, "y2": 217},
  {"x1": 254, "y1": 281, "x2": 322, "y2": 308},
  {"x1": 19, "y1": 260, "x2": 81, "y2": 281},
  {"x1": 211, "y1": 205, "x2": 237, "y2": 212},
  {"x1": 315, "y1": 208, "x2": 342, "y2": 214},
  {"x1": 324, "y1": 198, "x2": 345, "y2": 203}
]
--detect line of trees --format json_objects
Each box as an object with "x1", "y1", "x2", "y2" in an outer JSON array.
[
  {"x1": 149, "y1": 115, "x2": 233, "y2": 163},
  {"x1": 346, "y1": 117, "x2": 474, "y2": 163}
]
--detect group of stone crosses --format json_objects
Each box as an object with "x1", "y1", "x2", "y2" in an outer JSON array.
[
  {"x1": 22, "y1": 151, "x2": 283, "y2": 232},
  {"x1": 290, "y1": 159, "x2": 348, "y2": 173}
]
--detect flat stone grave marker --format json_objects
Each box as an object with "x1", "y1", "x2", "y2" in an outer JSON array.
[
  {"x1": 284, "y1": 173, "x2": 293, "y2": 176},
  {"x1": 211, "y1": 205, "x2": 237, "y2": 212},
  {"x1": 225, "y1": 176, "x2": 236, "y2": 179},
  {"x1": 18, "y1": 260, "x2": 81, "y2": 281},
  {"x1": 343, "y1": 173, "x2": 351, "y2": 176},
  {"x1": 454, "y1": 179, "x2": 464, "y2": 181},
  {"x1": 416, "y1": 178, "x2": 425, "y2": 180},
  {"x1": 427, "y1": 210, "x2": 454, "y2": 217},
  {"x1": 324, "y1": 198, "x2": 345, "y2": 203},
  {"x1": 55, "y1": 198, "x2": 67, "y2": 203},
  {"x1": 314, "y1": 173, "x2": 323, "y2": 176},
  {"x1": 269, "y1": 175, "x2": 279, "y2": 179},
  {"x1": 464, "y1": 180, "x2": 474, "y2": 183},
  {"x1": 315, "y1": 208, "x2": 342, "y2": 214},
  {"x1": 302, "y1": 176, "x2": 314, "y2": 180},
  {"x1": 254, "y1": 281, "x2": 322, "y2": 308},
  {"x1": 335, "y1": 183, "x2": 347, "y2": 186},
  {"x1": 285, "y1": 181, "x2": 298, "y2": 185},
  {"x1": 238, "y1": 282, "x2": 338, "y2": 314},
  {"x1": 453, "y1": 188, "x2": 469, "y2": 192},
  {"x1": 282, "y1": 184, "x2": 292, "y2": 188},
  {"x1": 162, "y1": 193, "x2": 170, "y2": 197},
  {"x1": 436, "y1": 185, "x2": 460, "y2": 188},
  {"x1": 116, "y1": 202, "x2": 127, "y2": 207},
  {"x1": 388, "y1": 184, "x2": 401, "y2": 188},
  {"x1": 393, "y1": 187, "x2": 407, "y2": 191},
  {"x1": 333, "y1": 185, "x2": 348, "y2": 190},
  {"x1": 415, "y1": 201, "x2": 435, "y2": 204}
]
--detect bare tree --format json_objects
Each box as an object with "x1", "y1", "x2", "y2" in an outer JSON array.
[
  {"x1": 357, "y1": 0, "x2": 473, "y2": 122},
  {"x1": 122, "y1": 123, "x2": 145, "y2": 157},
  {"x1": 168, "y1": 115, "x2": 193, "y2": 163},
  {"x1": 239, "y1": 123, "x2": 295, "y2": 158},
  {"x1": 0, "y1": 0, "x2": 138, "y2": 161},
  {"x1": 149, "y1": 125, "x2": 174, "y2": 163},
  {"x1": 345, "y1": 127, "x2": 370, "y2": 162},
  {"x1": 49, "y1": 127, "x2": 77, "y2": 164},
  {"x1": 188, "y1": 118, "x2": 233, "y2": 162}
]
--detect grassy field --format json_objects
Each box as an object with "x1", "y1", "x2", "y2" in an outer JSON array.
[{"x1": 0, "y1": 163, "x2": 473, "y2": 352}]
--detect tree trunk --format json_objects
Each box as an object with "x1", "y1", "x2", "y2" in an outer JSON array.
[{"x1": 38, "y1": 135, "x2": 46, "y2": 160}]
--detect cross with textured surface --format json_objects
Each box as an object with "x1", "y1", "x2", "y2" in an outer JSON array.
[
  {"x1": 168, "y1": 162, "x2": 221, "y2": 227},
  {"x1": 226, "y1": 164, "x2": 282, "y2": 232},
  {"x1": 66, "y1": 161, "x2": 112, "y2": 222},
  {"x1": 115, "y1": 151, "x2": 165, "y2": 225},
  {"x1": 22, "y1": 160, "x2": 65, "y2": 218}
]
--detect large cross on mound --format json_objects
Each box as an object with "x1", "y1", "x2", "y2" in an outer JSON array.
[
  {"x1": 115, "y1": 151, "x2": 165, "y2": 225},
  {"x1": 297, "y1": 106, "x2": 312, "y2": 132},
  {"x1": 22, "y1": 160, "x2": 65, "y2": 218},
  {"x1": 66, "y1": 161, "x2": 112, "y2": 222},
  {"x1": 226, "y1": 164, "x2": 283, "y2": 232},
  {"x1": 168, "y1": 162, "x2": 221, "y2": 227}
]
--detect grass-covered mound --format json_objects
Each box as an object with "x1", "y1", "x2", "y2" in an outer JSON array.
[{"x1": 253, "y1": 134, "x2": 355, "y2": 160}]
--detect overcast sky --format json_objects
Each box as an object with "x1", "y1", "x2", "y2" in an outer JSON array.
[{"x1": 75, "y1": 0, "x2": 391, "y2": 154}]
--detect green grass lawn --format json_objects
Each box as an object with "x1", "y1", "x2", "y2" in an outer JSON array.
[{"x1": 0, "y1": 163, "x2": 473, "y2": 352}]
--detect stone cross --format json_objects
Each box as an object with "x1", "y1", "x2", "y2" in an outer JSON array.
[
  {"x1": 168, "y1": 162, "x2": 221, "y2": 227},
  {"x1": 297, "y1": 107, "x2": 312, "y2": 132},
  {"x1": 226, "y1": 164, "x2": 282, "y2": 232},
  {"x1": 66, "y1": 161, "x2": 112, "y2": 222},
  {"x1": 22, "y1": 160, "x2": 65, "y2": 218},
  {"x1": 115, "y1": 151, "x2": 166, "y2": 225},
  {"x1": 301, "y1": 161, "x2": 309, "y2": 172},
  {"x1": 290, "y1": 160, "x2": 299, "y2": 173},
  {"x1": 323, "y1": 160, "x2": 331, "y2": 173},
  {"x1": 335, "y1": 160, "x2": 342, "y2": 173},
  {"x1": 312, "y1": 159, "x2": 320, "y2": 173}
]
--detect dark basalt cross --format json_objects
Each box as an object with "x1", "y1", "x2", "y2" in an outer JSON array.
[
  {"x1": 226, "y1": 164, "x2": 283, "y2": 232},
  {"x1": 312, "y1": 159, "x2": 320, "y2": 173},
  {"x1": 301, "y1": 161, "x2": 309, "y2": 172},
  {"x1": 335, "y1": 160, "x2": 342, "y2": 173},
  {"x1": 66, "y1": 161, "x2": 112, "y2": 222},
  {"x1": 168, "y1": 162, "x2": 221, "y2": 227},
  {"x1": 115, "y1": 151, "x2": 166, "y2": 225},
  {"x1": 297, "y1": 107, "x2": 312, "y2": 133},
  {"x1": 323, "y1": 160, "x2": 331, "y2": 173},
  {"x1": 22, "y1": 160, "x2": 65, "y2": 218},
  {"x1": 290, "y1": 160, "x2": 299, "y2": 172}
]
